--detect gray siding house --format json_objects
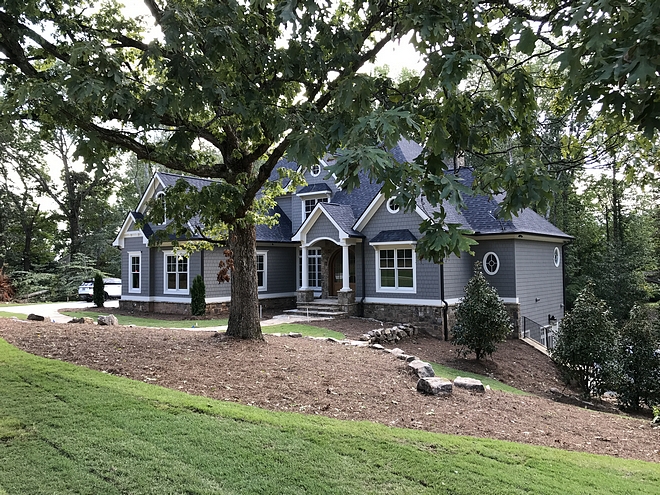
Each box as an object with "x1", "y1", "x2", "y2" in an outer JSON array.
[{"x1": 113, "y1": 141, "x2": 571, "y2": 338}]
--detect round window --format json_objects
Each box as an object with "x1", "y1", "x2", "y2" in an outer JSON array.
[
  {"x1": 553, "y1": 247, "x2": 561, "y2": 267},
  {"x1": 310, "y1": 163, "x2": 321, "y2": 177},
  {"x1": 386, "y1": 198, "x2": 400, "y2": 214},
  {"x1": 483, "y1": 252, "x2": 500, "y2": 275}
]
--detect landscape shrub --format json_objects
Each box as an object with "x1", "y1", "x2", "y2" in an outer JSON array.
[
  {"x1": 451, "y1": 262, "x2": 512, "y2": 360},
  {"x1": 190, "y1": 274, "x2": 206, "y2": 316},
  {"x1": 611, "y1": 305, "x2": 660, "y2": 411},
  {"x1": 552, "y1": 282, "x2": 617, "y2": 397},
  {"x1": 0, "y1": 268, "x2": 14, "y2": 302},
  {"x1": 93, "y1": 273, "x2": 105, "y2": 308}
]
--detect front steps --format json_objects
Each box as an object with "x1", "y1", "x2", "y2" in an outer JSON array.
[{"x1": 283, "y1": 298, "x2": 348, "y2": 318}]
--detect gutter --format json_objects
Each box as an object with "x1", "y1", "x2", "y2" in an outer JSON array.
[{"x1": 440, "y1": 262, "x2": 449, "y2": 341}]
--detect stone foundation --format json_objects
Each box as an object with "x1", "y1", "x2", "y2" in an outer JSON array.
[
  {"x1": 362, "y1": 303, "x2": 445, "y2": 339},
  {"x1": 120, "y1": 296, "x2": 296, "y2": 317},
  {"x1": 338, "y1": 290, "x2": 357, "y2": 316}
]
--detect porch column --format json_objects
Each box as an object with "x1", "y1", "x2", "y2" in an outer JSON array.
[
  {"x1": 340, "y1": 242, "x2": 350, "y2": 292},
  {"x1": 300, "y1": 245, "x2": 309, "y2": 289}
]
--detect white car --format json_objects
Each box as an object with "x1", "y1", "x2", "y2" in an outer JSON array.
[{"x1": 78, "y1": 278, "x2": 122, "y2": 302}]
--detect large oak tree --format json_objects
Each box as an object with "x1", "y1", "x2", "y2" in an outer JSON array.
[{"x1": 2, "y1": 0, "x2": 656, "y2": 339}]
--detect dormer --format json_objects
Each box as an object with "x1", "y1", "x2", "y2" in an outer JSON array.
[{"x1": 297, "y1": 183, "x2": 332, "y2": 220}]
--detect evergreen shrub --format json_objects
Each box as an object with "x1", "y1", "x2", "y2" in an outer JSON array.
[
  {"x1": 191, "y1": 275, "x2": 206, "y2": 316},
  {"x1": 93, "y1": 273, "x2": 105, "y2": 308}
]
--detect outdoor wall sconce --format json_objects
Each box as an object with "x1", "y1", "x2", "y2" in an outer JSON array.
[
  {"x1": 535, "y1": 297, "x2": 541, "y2": 302},
  {"x1": 548, "y1": 314, "x2": 557, "y2": 324}
]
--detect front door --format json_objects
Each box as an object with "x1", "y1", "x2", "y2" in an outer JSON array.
[{"x1": 329, "y1": 248, "x2": 355, "y2": 296}]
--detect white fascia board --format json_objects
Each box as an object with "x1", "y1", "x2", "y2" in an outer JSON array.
[
  {"x1": 297, "y1": 190, "x2": 332, "y2": 198},
  {"x1": 444, "y1": 297, "x2": 519, "y2": 305},
  {"x1": 135, "y1": 173, "x2": 166, "y2": 214},
  {"x1": 292, "y1": 204, "x2": 349, "y2": 243},
  {"x1": 370, "y1": 240, "x2": 418, "y2": 248},
  {"x1": 113, "y1": 213, "x2": 148, "y2": 248},
  {"x1": 354, "y1": 193, "x2": 430, "y2": 231},
  {"x1": 363, "y1": 297, "x2": 442, "y2": 307}
]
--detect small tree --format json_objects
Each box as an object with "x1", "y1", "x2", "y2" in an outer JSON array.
[
  {"x1": 92, "y1": 273, "x2": 104, "y2": 308},
  {"x1": 190, "y1": 275, "x2": 206, "y2": 317},
  {"x1": 611, "y1": 305, "x2": 660, "y2": 411},
  {"x1": 451, "y1": 262, "x2": 512, "y2": 360},
  {"x1": 551, "y1": 282, "x2": 617, "y2": 397}
]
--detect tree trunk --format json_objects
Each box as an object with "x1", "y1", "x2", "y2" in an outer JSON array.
[{"x1": 226, "y1": 223, "x2": 263, "y2": 340}]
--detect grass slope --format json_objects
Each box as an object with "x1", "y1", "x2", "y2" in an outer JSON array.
[
  {"x1": 430, "y1": 362, "x2": 528, "y2": 395},
  {"x1": 1, "y1": 339, "x2": 658, "y2": 494},
  {"x1": 0, "y1": 312, "x2": 27, "y2": 320}
]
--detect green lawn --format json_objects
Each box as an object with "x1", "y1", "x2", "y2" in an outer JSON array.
[
  {"x1": 61, "y1": 310, "x2": 228, "y2": 329},
  {"x1": 430, "y1": 362, "x2": 528, "y2": 395},
  {"x1": 0, "y1": 311, "x2": 27, "y2": 320},
  {"x1": 263, "y1": 323, "x2": 345, "y2": 339},
  {"x1": 1, "y1": 339, "x2": 658, "y2": 494}
]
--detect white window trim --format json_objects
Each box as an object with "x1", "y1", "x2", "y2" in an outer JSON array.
[
  {"x1": 483, "y1": 251, "x2": 500, "y2": 275},
  {"x1": 310, "y1": 163, "x2": 322, "y2": 177},
  {"x1": 257, "y1": 250, "x2": 267, "y2": 292},
  {"x1": 386, "y1": 197, "x2": 400, "y2": 214},
  {"x1": 301, "y1": 194, "x2": 330, "y2": 220},
  {"x1": 553, "y1": 247, "x2": 561, "y2": 268},
  {"x1": 374, "y1": 244, "x2": 417, "y2": 293},
  {"x1": 128, "y1": 251, "x2": 141, "y2": 293},
  {"x1": 163, "y1": 251, "x2": 189, "y2": 295}
]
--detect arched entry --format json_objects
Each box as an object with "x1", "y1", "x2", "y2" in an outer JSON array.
[{"x1": 329, "y1": 247, "x2": 355, "y2": 296}]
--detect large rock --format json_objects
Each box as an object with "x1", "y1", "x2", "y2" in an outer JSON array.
[
  {"x1": 97, "y1": 314, "x2": 118, "y2": 326},
  {"x1": 27, "y1": 314, "x2": 45, "y2": 321},
  {"x1": 453, "y1": 376, "x2": 485, "y2": 393},
  {"x1": 417, "y1": 377, "x2": 453, "y2": 395},
  {"x1": 408, "y1": 359, "x2": 435, "y2": 378},
  {"x1": 68, "y1": 317, "x2": 95, "y2": 324}
]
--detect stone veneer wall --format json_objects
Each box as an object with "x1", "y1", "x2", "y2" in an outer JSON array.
[
  {"x1": 120, "y1": 296, "x2": 297, "y2": 317},
  {"x1": 363, "y1": 301, "x2": 521, "y2": 340}
]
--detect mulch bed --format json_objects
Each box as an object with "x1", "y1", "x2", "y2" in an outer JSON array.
[{"x1": 1, "y1": 316, "x2": 658, "y2": 463}]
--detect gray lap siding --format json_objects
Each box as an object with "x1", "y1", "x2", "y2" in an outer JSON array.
[
  {"x1": 306, "y1": 214, "x2": 340, "y2": 243},
  {"x1": 257, "y1": 244, "x2": 297, "y2": 294},
  {"x1": 443, "y1": 253, "x2": 473, "y2": 300},
  {"x1": 362, "y1": 206, "x2": 440, "y2": 300},
  {"x1": 121, "y1": 237, "x2": 150, "y2": 297},
  {"x1": 203, "y1": 248, "x2": 232, "y2": 299},
  {"x1": 471, "y1": 239, "x2": 517, "y2": 299},
  {"x1": 152, "y1": 248, "x2": 202, "y2": 299},
  {"x1": 514, "y1": 240, "x2": 565, "y2": 325}
]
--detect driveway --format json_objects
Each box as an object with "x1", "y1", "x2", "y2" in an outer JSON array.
[{"x1": 8, "y1": 300, "x2": 119, "y2": 323}]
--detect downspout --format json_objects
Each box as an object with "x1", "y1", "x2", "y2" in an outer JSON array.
[
  {"x1": 440, "y1": 262, "x2": 449, "y2": 341},
  {"x1": 562, "y1": 240, "x2": 571, "y2": 314},
  {"x1": 359, "y1": 240, "x2": 366, "y2": 317}
]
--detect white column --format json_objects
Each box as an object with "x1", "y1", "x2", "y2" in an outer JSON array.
[
  {"x1": 300, "y1": 245, "x2": 309, "y2": 289},
  {"x1": 341, "y1": 243, "x2": 350, "y2": 292}
]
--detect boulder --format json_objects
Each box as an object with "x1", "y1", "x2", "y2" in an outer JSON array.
[
  {"x1": 27, "y1": 314, "x2": 45, "y2": 321},
  {"x1": 408, "y1": 359, "x2": 435, "y2": 378},
  {"x1": 417, "y1": 377, "x2": 453, "y2": 395},
  {"x1": 453, "y1": 376, "x2": 485, "y2": 393},
  {"x1": 97, "y1": 314, "x2": 119, "y2": 326},
  {"x1": 68, "y1": 317, "x2": 95, "y2": 324},
  {"x1": 370, "y1": 343, "x2": 385, "y2": 350}
]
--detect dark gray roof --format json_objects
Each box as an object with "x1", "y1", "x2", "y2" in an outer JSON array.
[
  {"x1": 329, "y1": 171, "x2": 382, "y2": 219},
  {"x1": 371, "y1": 229, "x2": 418, "y2": 243},
  {"x1": 297, "y1": 183, "x2": 332, "y2": 195},
  {"x1": 256, "y1": 204, "x2": 293, "y2": 242},
  {"x1": 130, "y1": 211, "x2": 153, "y2": 238},
  {"x1": 319, "y1": 203, "x2": 363, "y2": 237},
  {"x1": 390, "y1": 139, "x2": 423, "y2": 164},
  {"x1": 268, "y1": 157, "x2": 299, "y2": 184},
  {"x1": 157, "y1": 171, "x2": 214, "y2": 190}
]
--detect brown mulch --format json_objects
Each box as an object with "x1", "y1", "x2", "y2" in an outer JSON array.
[{"x1": 0, "y1": 316, "x2": 658, "y2": 464}]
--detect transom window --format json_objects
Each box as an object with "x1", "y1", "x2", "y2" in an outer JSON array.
[
  {"x1": 129, "y1": 252, "x2": 141, "y2": 292},
  {"x1": 376, "y1": 247, "x2": 415, "y2": 292},
  {"x1": 483, "y1": 252, "x2": 500, "y2": 275},
  {"x1": 553, "y1": 247, "x2": 561, "y2": 268},
  {"x1": 164, "y1": 252, "x2": 188, "y2": 293},
  {"x1": 304, "y1": 197, "x2": 328, "y2": 219},
  {"x1": 256, "y1": 251, "x2": 267, "y2": 291}
]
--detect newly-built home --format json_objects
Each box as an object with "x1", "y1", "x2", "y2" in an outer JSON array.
[{"x1": 113, "y1": 140, "x2": 571, "y2": 340}]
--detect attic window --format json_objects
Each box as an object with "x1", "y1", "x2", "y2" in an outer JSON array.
[
  {"x1": 310, "y1": 163, "x2": 321, "y2": 177},
  {"x1": 386, "y1": 198, "x2": 400, "y2": 214},
  {"x1": 483, "y1": 252, "x2": 500, "y2": 275},
  {"x1": 553, "y1": 247, "x2": 561, "y2": 268}
]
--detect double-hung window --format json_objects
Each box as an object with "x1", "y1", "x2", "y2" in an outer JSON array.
[
  {"x1": 256, "y1": 251, "x2": 267, "y2": 291},
  {"x1": 164, "y1": 252, "x2": 189, "y2": 294},
  {"x1": 304, "y1": 197, "x2": 329, "y2": 219},
  {"x1": 375, "y1": 246, "x2": 416, "y2": 292},
  {"x1": 128, "y1": 252, "x2": 141, "y2": 292}
]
